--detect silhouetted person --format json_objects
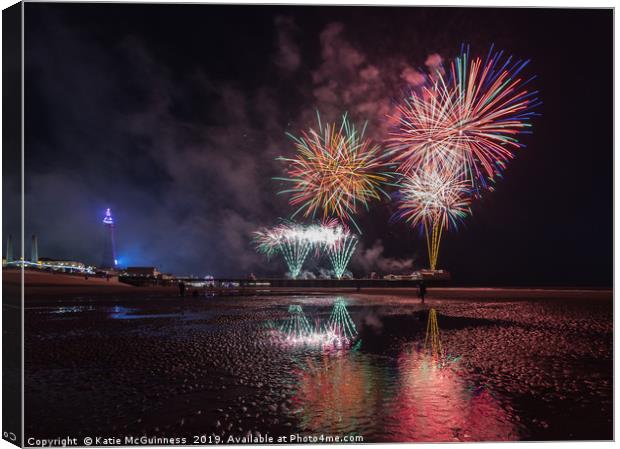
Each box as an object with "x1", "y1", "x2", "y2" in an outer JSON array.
[
  {"x1": 418, "y1": 281, "x2": 427, "y2": 304},
  {"x1": 179, "y1": 281, "x2": 186, "y2": 297}
]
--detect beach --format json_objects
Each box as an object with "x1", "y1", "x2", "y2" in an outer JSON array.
[{"x1": 22, "y1": 287, "x2": 612, "y2": 442}]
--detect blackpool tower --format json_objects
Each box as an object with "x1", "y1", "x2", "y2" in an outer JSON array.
[{"x1": 101, "y1": 208, "x2": 117, "y2": 268}]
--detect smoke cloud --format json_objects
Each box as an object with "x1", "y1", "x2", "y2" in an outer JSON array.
[
  {"x1": 18, "y1": 11, "x2": 437, "y2": 276},
  {"x1": 352, "y1": 240, "x2": 415, "y2": 275}
]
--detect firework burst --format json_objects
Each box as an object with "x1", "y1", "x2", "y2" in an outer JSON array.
[
  {"x1": 324, "y1": 230, "x2": 358, "y2": 280},
  {"x1": 253, "y1": 222, "x2": 314, "y2": 278},
  {"x1": 396, "y1": 168, "x2": 471, "y2": 270},
  {"x1": 397, "y1": 168, "x2": 471, "y2": 231},
  {"x1": 388, "y1": 45, "x2": 540, "y2": 191},
  {"x1": 276, "y1": 112, "x2": 394, "y2": 233},
  {"x1": 389, "y1": 45, "x2": 539, "y2": 269},
  {"x1": 254, "y1": 220, "x2": 357, "y2": 279}
]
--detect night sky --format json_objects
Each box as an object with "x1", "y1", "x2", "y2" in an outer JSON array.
[{"x1": 9, "y1": 4, "x2": 613, "y2": 285}]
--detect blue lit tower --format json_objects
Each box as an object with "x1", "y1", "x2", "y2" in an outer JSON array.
[{"x1": 101, "y1": 208, "x2": 117, "y2": 268}]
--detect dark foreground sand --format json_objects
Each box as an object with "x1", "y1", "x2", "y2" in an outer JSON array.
[{"x1": 23, "y1": 288, "x2": 612, "y2": 443}]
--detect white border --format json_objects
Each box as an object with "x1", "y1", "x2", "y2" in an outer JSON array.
[{"x1": 0, "y1": 2, "x2": 615, "y2": 449}]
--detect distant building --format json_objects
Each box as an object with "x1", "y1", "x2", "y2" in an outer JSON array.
[
  {"x1": 38, "y1": 257, "x2": 86, "y2": 272},
  {"x1": 415, "y1": 269, "x2": 451, "y2": 281},
  {"x1": 383, "y1": 272, "x2": 423, "y2": 281},
  {"x1": 101, "y1": 208, "x2": 117, "y2": 269},
  {"x1": 124, "y1": 266, "x2": 161, "y2": 278}
]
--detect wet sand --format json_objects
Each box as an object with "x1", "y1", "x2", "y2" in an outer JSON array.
[{"x1": 24, "y1": 288, "x2": 612, "y2": 443}]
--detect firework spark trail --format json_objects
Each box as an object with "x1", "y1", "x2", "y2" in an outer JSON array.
[
  {"x1": 325, "y1": 232, "x2": 358, "y2": 279},
  {"x1": 302, "y1": 219, "x2": 346, "y2": 248},
  {"x1": 253, "y1": 226, "x2": 283, "y2": 257},
  {"x1": 278, "y1": 237, "x2": 313, "y2": 279},
  {"x1": 313, "y1": 221, "x2": 359, "y2": 279},
  {"x1": 396, "y1": 168, "x2": 471, "y2": 230},
  {"x1": 276, "y1": 112, "x2": 395, "y2": 233},
  {"x1": 388, "y1": 82, "x2": 465, "y2": 176}
]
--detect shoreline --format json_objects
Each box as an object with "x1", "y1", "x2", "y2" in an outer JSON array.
[
  {"x1": 16, "y1": 286, "x2": 613, "y2": 303},
  {"x1": 3, "y1": 269, "x2": 612, "y2": 302}
]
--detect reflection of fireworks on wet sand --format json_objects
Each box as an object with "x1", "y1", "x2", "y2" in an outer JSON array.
[
  {"x1": 267, "y1": 299, "x2": 359, "y2": 349},
  {"x1": 281, "y1": 305, "x2": 313, "y2": 339},
  {"x1": 289, "y1": 347, "x2": 517, "y2": 442},
  {"x1": 424, "y1": 308, "x2": 443, "y2": 357},
  {"x1": 388, "y1": 348, "x2": 519, "y2": 441},
  {"x1": 290, "y1": 352, "x2": 386, "y2": 435},
  {"x1": 286, "y1": 306, "x2": 519, "y2": 442},
  {"x1": 324, "y1": 298, "x2": 358, "y2": 345},
  {"x1": 390, "y1": 310, "x2": 517, "y2": 442}
]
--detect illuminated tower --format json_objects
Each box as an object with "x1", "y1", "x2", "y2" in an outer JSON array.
[
  {"x1": 31, "y1": 235, "x2": 38, "y2": 263},
  {"x1": 101, "y1": 208, "x2": 117, "y2": 269}
]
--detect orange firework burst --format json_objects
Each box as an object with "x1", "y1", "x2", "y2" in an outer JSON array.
[{"x1": 276, "y1": 112, "x2": 394, "y2": 232}]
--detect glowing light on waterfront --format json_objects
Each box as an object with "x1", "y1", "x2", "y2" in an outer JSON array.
[
  {"x1": 276, "y1": 112, "x2": 394, "y2": 233},
  {"x1": 288, "y1": 339, "x2": 514, "y2": 441}
]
